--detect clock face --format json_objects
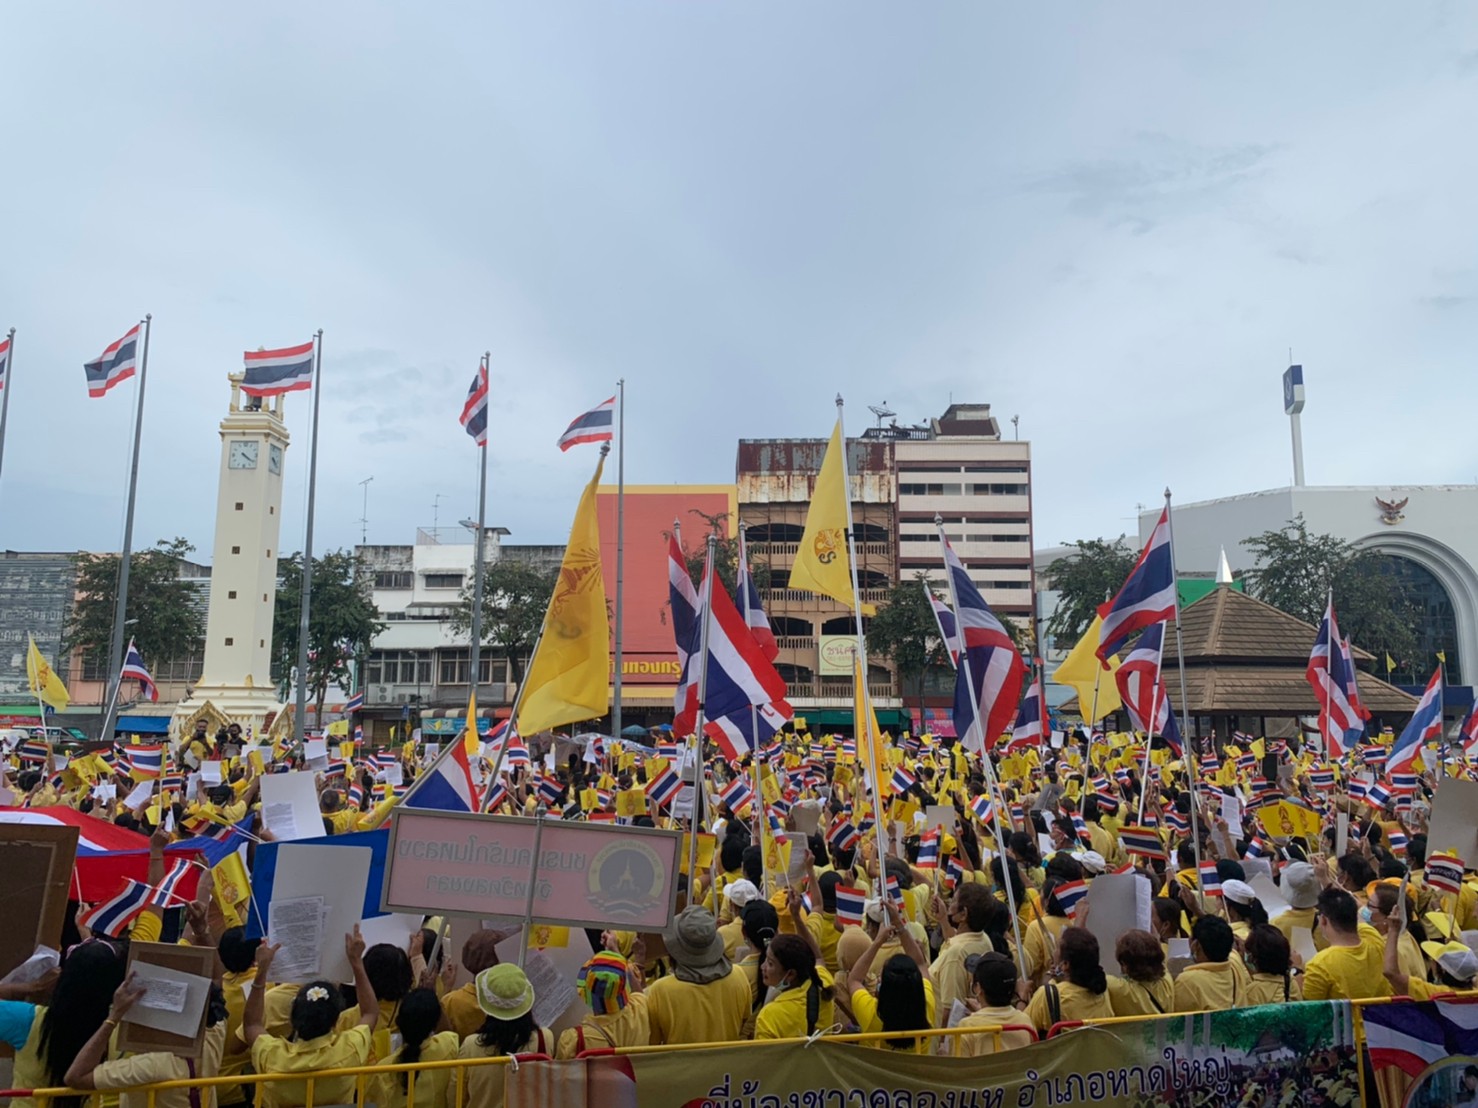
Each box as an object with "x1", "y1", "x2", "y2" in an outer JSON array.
[
  {"x1": 268, "y1": 444, "x2": 283, "y2": 475},
  {"x1": 229, "y1": 441, "x2": 259, "y2": 469}
]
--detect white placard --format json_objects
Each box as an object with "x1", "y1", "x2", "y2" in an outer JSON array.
[
  {"x1": 1221, "y1": 794, "x2": 1243, "y2": 839},
  {"x1": 1291, "y1": 927, "x2": 1317, "y2": 967},
  {"x1": 124, "y1": 962, "x2": 210, "y2": 1038},
  {"x1": 381, "y1": 763, "x2": 403, "y2": 787},
  {"x1": 924, "y1": 805, "x2": 955, "y2": 831},
  {"x1": 0, "y1": 946, "x2": 59, "y2": 986},
  {"x1": 1084, "y1": 873, "x2": 1139, "y2": 976},
  {"x1": 124, "y1": 780, "x2": 155, "y2": 810},
  {"x1": 1250, "y1": 874, "x2": 1291, "y2": 921},
  {"x1": 269, "y1": 896, "x2": 325, "y2": 980},
  {"x1": 303, "y1": 739, "x2": 328, "y2": 762},
  {"x1": 423, "y1": 742, "x2": 440, "y2": 762},
  {"x1": 355, "y1": 912, "x2": 423, "y2": 952},
  {"x1": 200, "y1": 761, "x2": 223, "y2": 786},
  {"x1": 493, "y1": 932, "x2": 587, "y2": 1037},
  {"x1": 92, "y1": 781, "x2": 117, "y2": 802},
  {"x1": 268, "y1": 843, "x2": 374, "y2": 984},
  {"x1": 260, "y1": 771, "x2": 322, "y2": 842},
  {"x1": 1335, "y1": 812, "x2": 1349, "y2": 858}
]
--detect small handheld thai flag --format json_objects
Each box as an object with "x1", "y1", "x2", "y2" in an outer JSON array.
[
  {"x1": 1071, "y1": 814, "x2": 1091, "y2": 844},
  {"x1": 944, "y1": 855, "x2": 968, "y2": 889},
  {"x1": 1307, "y1": 768, "x2": 1336, "y2": 790},
  {"x1": 916, "y1": 830, "x2": 940, "y2": 869},
  {"x1": 1362, "y1": 746, "x2": 1389, "y2": 768},
  {"x1": 828, "y1": 815, "x2": 860, "y2": 852},
  {"x1": 1387, "y1": 772, "x2": 1418, "y2": 794},
  {"x1": 537, "y1": 776, "x2": 565, "y2": 806},
  {"x1": 1245, "y1": 836, "x2": 1271, "y2": 860},
  {"x1": 80, "y1": 879, "x2": 151, "y2": 938},
  {"x1": 890, "y1": 765, "x2": 916, "y2": 796},
  {"x1": 126, "y1": 745, "x2": 165, "y2": 781},
  {"x1": 1363, "y1": 783, "x2": 1392, "y2": 811},
  {"x1": 835, "y1": 885, "x2": 868, "y2": 928},
  {"x1": 324, "y1": 759, "x2": 348, "y2": 779},
  {"x1": 20, "y1": 740, "x2": 50, "y2": 765},
  {"x1": 645, "y1": 767, "x2": 682, "y2": 809},
  {"x1": 506, "y1": 737, "x2": 531, "y2": 768},
  {"x1": 159, "y1": 773, "x2": 185, "y2": 795},
  {"x1": 484, "y1": 781, "x2": 509, "y2": 813},
  {"x1": 1425, "y1": 852, "x2": 1465, "y2": 896},
  {"x1": 148, "y1": 859, "x2": 195, "y2": 909},
  {"x1": 1198, "y1": 862, "x2": 1223, "y2": 897},
  {"x1": 347, "y1": 783, "x2": 365, "y2": 809},
  {"x1": 657, "y1": 740, "x2": 680, "y2": 759},
  {"x1": 1347, "y1": 778, "x2": 1369, "y2": 802},
  {"x1": 839, "y1": 738, "x2": 857, "y2": 760},
  {"x1": 882, "y1": 874, "x2": 904, "y2": 906},
  {"x1": 970, "y1": 794, "x2": 994, "y2": 825},
  {"x1": 1119, "y1": 825, "x2": 1166, "y2": 860},
  {"x1": 720, "y1": 777, "x2": 753, "y2": 814},
  {"x1": 1052, "y1": 878, "x2": 1089, "y2": 918},
  {"x1": 1164, "y1": 811, "x2": 1190, "y2": 835},
  {"x1": 1386, "y1": 830, "x2": 1408, "y2": 855}
]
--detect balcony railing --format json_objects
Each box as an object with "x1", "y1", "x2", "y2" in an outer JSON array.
[
  {"x1": 787, "y1": 681, "x2": 899, "y2": 701},
  {"x1": 766, "y1": 587, "x2": 892, "y2": 605},
  {"x1": 749, "y1": 541, "x2": 890, "y2": 559},
  {"x1": 775, "y1": 636, "x2": 816, "y2": 651}
]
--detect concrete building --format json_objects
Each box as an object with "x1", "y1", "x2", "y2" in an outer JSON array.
[{"x1": 1140, "y1": 484, "x2": 1478, "y2": 713}]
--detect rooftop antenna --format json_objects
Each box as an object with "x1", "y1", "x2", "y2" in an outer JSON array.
[
  {"x1": 358, "y1": 476, "x2": 374, "y2": 545},
  {"x1": 432, "y1": 492, "x2": 446, "y2": 532},
  {"x1": 868, "y1": 402, "x2": 895, "y2": 429},
  {"x1": 1011, "y1": 414, "x2": 1020, "y2": 440}
]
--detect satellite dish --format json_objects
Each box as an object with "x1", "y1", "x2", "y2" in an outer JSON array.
[{"x1": 868, "y1": 403, "x2": 896, "y2": 427}]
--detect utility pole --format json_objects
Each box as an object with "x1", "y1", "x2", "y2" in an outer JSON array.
[{"x1": 359, "y1": 476, "x2": 374, "y2": 545}]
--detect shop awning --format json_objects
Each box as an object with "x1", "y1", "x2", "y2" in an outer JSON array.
[
  {"x1": 116, "y1": 715, "x2": 171, "y2": 734},
  {"x1": 806, "y1": 708, "x2": 911, "y2": 729}
]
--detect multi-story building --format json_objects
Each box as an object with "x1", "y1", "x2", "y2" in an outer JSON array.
[
  {"x1": 736, "y1": 402, "x2": 1034, "y2": 731},
  {"x1": 354, "y1": 528, "x2": 564, "y2": 742}
]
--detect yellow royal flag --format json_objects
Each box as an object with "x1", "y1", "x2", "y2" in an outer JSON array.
[
  {"x1": 463, "y1": 690, "x2": 481, "y2": 755},
  {"x1": 516, "y1": 454, "x2": 611, "y2": 737},
  {"x1": 26, "y1": 634, "x2": 69, "y2": 712},
  {"x1": 789, "y1": 420, "x2": 876, "y2": 616},
  {"x1": 854, "y1": 656, "x2": 888, "y2": 804},
  {"x1": 1255, "y1": 800, "x2": 1321, "y2": 840},
  {"x1": 1052, "y1": 615, "x2": 1122, "y2": 722},
  {"x1": 1385, "y1": 653, "x2": 1396, "y2": 675}
]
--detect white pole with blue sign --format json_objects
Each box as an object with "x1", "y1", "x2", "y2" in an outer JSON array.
[{"x1": 1283, "y1": 363, "x2": 1306, "y2": 486}]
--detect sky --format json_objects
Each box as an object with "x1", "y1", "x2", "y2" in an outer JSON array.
[{"x1": 3, "y1": 4, "x2": 1477, "y2": 566}]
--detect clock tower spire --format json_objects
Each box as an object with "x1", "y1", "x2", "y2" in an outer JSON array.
[{"x1": 173, "y1": 374, "x2": 291, "y2": 736}]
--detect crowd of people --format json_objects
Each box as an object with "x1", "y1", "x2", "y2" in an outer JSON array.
[{"x1": 1, "y1": 717, "x2": 1476, "y2": 1108}]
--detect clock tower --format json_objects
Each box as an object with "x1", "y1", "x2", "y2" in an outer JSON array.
[{"x1": 173, "y1": 374, "x2": 291, "y2": 735}]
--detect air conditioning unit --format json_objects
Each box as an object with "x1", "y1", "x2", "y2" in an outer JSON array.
[{"x1": 375, "y1": 686, "x2": 390, "y2": 703}]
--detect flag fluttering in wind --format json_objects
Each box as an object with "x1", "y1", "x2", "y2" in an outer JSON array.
[
  {"x1": 1389, "y1": 668, "x2": 1443, "y2": 778},
  {"x1": 460, "y1": 362, "x2": 489, "y2": 446},
  {"x1": 1053, "y1": 614, "x2": 1121, "y2": 722},
  {"x1": 26, "y1": 634, "x2": 69, "y2": 711},
  {"x1": 940, "y1": 533, "x2": 1022, "y2": 753},
  {"x1": 789, "y1": 420, "x2": 875, "y2": 616},
  {"x1": 1098, "y1": 507, "x2": 1176, "y2": 663},
  {"x1": 1306, "y1": 598, "x2": 1364, "y2": 760},
  {"x1": 120, "y1": 639, "x2": 158, "y2": 703},
  {"x1": 516, "y1": 453, "x2": 610, "y2": 736},
  {"x1": 242, "y1": 341, "x2": 314, "y2": 397},
  {"x1": 557, "y1": 396, "x2": 615, "y2": 451},
  {"x1": 84, "y1": 325, "x2": 141, "y2": 398}
]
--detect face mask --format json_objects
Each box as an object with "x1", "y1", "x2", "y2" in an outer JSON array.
[{"x1": 1359, "y1": 907, "x2": 1373, "y2": 925}]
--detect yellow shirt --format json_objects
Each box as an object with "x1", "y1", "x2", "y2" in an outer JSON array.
[
  {"x1": 1303, "y1": 934, "x2": 1393, "y2": 1002},
  {"x1": 1405, "y1": 979, "x2": 1478, "y2": 1001},
  {"x1": 250, "y1": 1023, "x2": 373, "y2": 1108},
  {"x1": 1270, "y1": 906, "x2": 1316, "y2": 944},
  {"x1": 457, "y1": 1027, "x2": 552, "y2": 1108},
  {"x1": 1024, "y1": 916, "x2": 1069, "y2": 982},
  {"x1": 368, "y1": 1030, "x2": 459, "y2": 1108},
  {"x1": 1105, "y1": 973, "x2": 1176, "y2": 1017},
  {"x1": 953, "y1": 1006, "x2": 1036, "y2": 1057},
  {"x1": 644, "y1": 966, "x2": 752, "y2": 1045},
  {"x1": 804, "y1": 912, "x2": 842, "y2": 975},
  {"x1": 218, "y1": 968, "x2": 257, "y2": 1105},
  {"x1": 1025, "y1": 979, "x2": 1114, "y2": 1033},
  {"x1": 554, "y1": 994, "x2": 651, "y2": 1058},
  {"x1": 930, "y1": 931, "x2": 997, "y2": 1027},
  {"x1": 1172, "y1": 960, "x2": 1250, "y2": 1011},
  {"x1": 754, "y1": 967, "x2": 836, "y2": 1040},
  {"x1": 1245, "y1": 972, "x2": 1301, "y2": 1006},
  {"x1": 93, "y1": 1023, "x2": 227, "y2": 1108},
  {"x1": 441, "y1": 982, "x2": 486, "y2": 1041},
  {"x1": 850, "y1": 979, "x2": 937, "y2": 1053}
]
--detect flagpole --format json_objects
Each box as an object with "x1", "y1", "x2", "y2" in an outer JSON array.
[
  {"x1": 291, "y1": 330, "x2": 324, "y2": 747},
  {"x1": 934, "y1": 514, "x2": 1029, "y2": 983},
  {"x1": 687, "y1": 535, "x2": 716, "y2": 887},
  {"x1": 834, "y1": 397, "x2": 892, "y2": 896},
  {"x1": 736, "y1": 530, "x2": 767, "y2": 887},
  {"x1": 1136, "y1": 635, "x2": 1165, "y2": 823},
  {"x1": 1163, "y1": 488, "x2": 1205, "y2": 908},
  {"x1": 101, "y1": 314, "x2": 152, "y2": 745},
  {"x1": 467, "y1": 353, "x2": 490, "y2": 733},
  {"x1": 612, "y1": 378, "x2": 626, "y2": 740},
  {"x1": 0, "y1": 328, "x2": 15, "y2": 495}
]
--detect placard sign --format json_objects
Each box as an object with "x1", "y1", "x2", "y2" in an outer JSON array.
[{"x1": 382, "y1": 809, "x2": 681, "y2": 931}]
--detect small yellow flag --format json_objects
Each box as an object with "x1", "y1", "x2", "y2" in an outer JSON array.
[
  {"x1": 1052, "y1": 615, "x2": 1122, "y2": 722},
  {"x1": 463, "y1": 690, "x2": 481, "y2": 756},
  {"x1": 789, "y1": 420, "x2": 876, "y2": 616},
  {"x1": 1385, "y1": 653, "x2": 1396, "y2": 675},
  {"x1": 26, "y1": 634, "x2": 69, "y2": 712},
  {"x1": 516, "y1": 454, "x2": 611, "y2": 737},
  {"x1": 1437, "y1": 651, "x2": 1447, "y2": 665}
]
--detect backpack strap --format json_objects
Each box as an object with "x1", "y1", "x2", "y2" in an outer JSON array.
[{"x1": 1046, "y1": 983, "x2": 1062, "y2": 1027}]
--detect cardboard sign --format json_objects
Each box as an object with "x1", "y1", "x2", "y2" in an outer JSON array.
[
  {"x1": 382, "y1": 809, "x2": 682, "y2": 931},
  {"x1": 118, "y1": 941, "x2": 215, "y2": 1059},
  {"x1": 1427, "y1": 778, "x2": 1478, "y2": 865},
  {"x1": 0, "y1": 823, "x2": 77, "y2": 981}
]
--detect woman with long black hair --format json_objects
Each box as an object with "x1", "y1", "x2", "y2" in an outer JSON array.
[
  {"x1": 1024, "y1": 927, "x2": 1113, "y2": 1034},
  {"x1": 846, "y1": 900, "x2": 935, "y2": 1053}
]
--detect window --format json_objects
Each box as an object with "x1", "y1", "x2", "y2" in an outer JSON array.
[
  {"x1": 437, "y1": 651, "x2": 509, "y2": 685},
  {"x1": 898, "y1": 483, "x2": 962, "y2": 497},
  {"x1": 968, "y1": 483, "x2": 1029, "y2": 496},
  {"x1": 81, "y1": 652, "x2": 109, "y2": 681},
  {"x1": 156, "y1": 653, "x2": 205, "y2": 682},
  {"x1": 366, "y1": 650, "x2": 432, "y2": 686},
  {"x1": 424, "y1": 573, "x2": 464, "y2": 589},
  {"x1": 375, "y1": 571, "x2": 413, "y2": 589}
]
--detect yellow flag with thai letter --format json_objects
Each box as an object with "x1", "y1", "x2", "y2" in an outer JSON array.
[
  {"x1": 26, "y1": 634, "x2": 69, "y2": 711},
  {"x1": 789, "y1": 420, "x2": 876, "y2": 616},
  {"x1": 516, "y1": 454, "x2": 611, "y2": 736},
  {"x1": 463, "y1": 690, "x2": 481, "y2": 755},
  {"x1": 1052, "y1": 615, "x2": 1121, "y2": 721}
]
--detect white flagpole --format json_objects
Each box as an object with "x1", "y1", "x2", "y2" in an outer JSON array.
[
  {"x1": 291, "y1": 330, "x2": 325, "y2": 746},
  {"x1": 0, "y1": 328, "x2": 15, "y2": 496},
  {"x1": 1163, "y1": 488, "x2": 1206, "y2": 907},
  {"x1": 101, "y1": 314, "x2": 152, "y2": 744},
  {"x1": 688, "y1": 535, "x2": 716, "y2": 887},
  {"x1": 612, "y1": 379, "x2": 626, "y2": 739},
  {"x1": 1136, "y1": 633, "x2": 1165, "y2": 823}
]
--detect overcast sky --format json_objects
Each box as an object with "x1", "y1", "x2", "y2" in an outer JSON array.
[{"x1": 3, "y1": 4, "x2": 1476, "y2": 567}]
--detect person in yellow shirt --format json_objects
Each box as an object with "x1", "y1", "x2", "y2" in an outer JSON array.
[
  {"x1": 644, "y1": 906, "x2": 753, "y2": 1045},
  {"x1": 846, "y1": 900, "x2": 936, "y2": 1053},
  {"x1": 441, "y1": 930, "x2": 504, "y2": 1040},
  {"x1": 806, "y1": 873, "x2": 844, "y2": 975},
  {"x1": 1302, "y1": 888, "x2": 1392, "y2": 1002},
  {"x1": 953, "y1": 953, "x2": 1035, "y2": 1057},
  {"x1": 216, "y1": 928, "x2": 261, "y2": 1107},
  {"x1": 1025, "y1": 927, "x2": 1114, "y2": 1033},
  {"x1": 1172, "y1": 917, "x2": 1251, "y2": 1011},
  {"x1": 1243, "y1": 924, "x2": 1302, "y2": 1005},
  {"x1": 1368, "y1": 881, "x2": 1427, "y2": 985},
  {"x1": 1269, "y1": 862, "x2": 1320, "y2": 946},
  {"x1": 1379, "y1": 891, "x2": 1478, "y2": 1000},
  {"x1": 929, "y1": 883, "x2": 1005, "y2": 1027},
  {"x1": 367, "y1": 990, "x2": 457, "y2": 1108},
  {"x1": 754, "y1": 933, "x2": 835, "y2": 1039},
  {"x1": 457, "y1": 965, "x2": 555, "y2": 1108},
  {"x1": 1105, "y1": 930, "x2": 1176, "y2": 1017},
  {"x1": 556, "y1": 952, "x2": 650, "y2": 1057},
  {"x1": 245, "y1": 928, "x2": 380, "y2": 1108}
]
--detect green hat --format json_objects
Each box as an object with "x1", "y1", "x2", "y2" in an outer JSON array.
[{"x1": 475, "y1": 964, "x2": 534, "y2": 1020}]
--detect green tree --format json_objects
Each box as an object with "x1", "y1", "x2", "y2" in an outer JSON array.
[
  {"x1": 1241, "y1": 515, "x2": 1419, "y2": 668},
  {"x1": 1041, "y1": 537, "x2": 1136, "y2": 646},
  {"x1": 867, "y1": 573, "x2": 953, "y2": 711},
  {"x1": 274, "y1": 550, "x2": 382, "y2": 718},
  {"x1": 66, "y1": 537, "x2": 205, "y2": 680},
  {"x1": 448, "y1": 555, "x2": 562, "y2": 684},
  {"x1": 672, "y1": 510, "x2": 770, "y2": 597}
]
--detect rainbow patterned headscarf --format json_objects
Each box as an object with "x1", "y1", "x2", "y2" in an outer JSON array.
[{"x1": 577, "y1": 951, "x2": 630, "y2": 1015}]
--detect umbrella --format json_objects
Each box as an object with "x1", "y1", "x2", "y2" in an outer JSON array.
[{"x1": 621, "y1": 724, "x2": 649, "y2": 738}]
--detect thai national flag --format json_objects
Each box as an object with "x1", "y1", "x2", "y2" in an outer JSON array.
[
  {"x1": 1363, "y1": 1000, "x2": 1478, "y2": 1080},
  {"x1": 882, "y1": 874, "x2": 904, "y2": 906},
  {"x1": 1071, "y1": 814, "x2": 1091, "y2": 844},
  {"x1": 1388, "y1": 772, "x2": 1419, "y2": 793},
  {"x1": 1306, "y1": 599, "x2": 1365, "y2": 759},
  {"x1": 536, "y1": 776, "x2": 564, "y2": 806},
  {"x1": 344, "y1": 691, "x2": 364, "y2": 715},
  {"x1": 84, "y1": 324, "x2": 142, "y2": 398},
  {"x1": 346, "y1": 782, "x2": 365, "y2": 809},
  {"x1": 890, "y1": 765, "x2": 916, "y2": 796},
  {"x1": 1113, "y1": 624, "x2": 1181, "y2": 755},
  {"x1": 828, "y1": 815, "x2": 859, "y2": 851},
  {"x1": 645, "y1": 766, "x2": 683, "y2": 809},
  {"x1": 80, "y1": 878, "x2": 151, "y2": 938},
  {"x1": 970, "y1": 794, "x2": 994, "y2": 824},
  {"x1": 119, "y1": 639, "x2": 158, "y2": 703},
  {"x1": 1460, "y1": 700, "x2": 1478, "y2": 759},
  {"x1": 941, "y1": 533, "x2": 1023, "y2": 753},
  {"x1": 402, "y1": 737, "x2": 481, "y2": 813},
  {"x1": 916, "y1": 830, "x2": 940, "y2": 869},
  {"x1": 720, "y1": 776, "x2": 753, "y2": 815},
  {"x1": 483, "y1": 780, "x2": 509, "y2": 813},
  {"x1": 657, "y1": 740, "x2": 680, "y2": 759},
  {"x1": 505, "y1": 734, "x2": 530, "y2": 768},
  {"x1": 944, "y1": 856, "x2": 968, "y2": 889},
  {"x1": 1119, "y1": 825, "x2": 1166, "y2": 860},
  {"x1": 835, "y1": 885, "x2": 868, "y2": 928},
  {"x1": 1307, "y1": 768, "x2": 1336, "y2": 789},
  {"x1": 1006, "y1": 675, "x2": 1044, "y2": 753},
  {"x1": 126, "y1": 745, "x2": 164, "y2": 780},
  {"x1": 459, "y1": 361, "x2": 489, "y2": 446},
  {"x1": 242, "y1": 340, "x2": 315, "y2": 397},
  {"x1": 1390, "y1": 667, "x2": 1444, "y2": 777},
  {"x1": 735, "y1": 531, "x2": 778, "y2": 661},
  {"x1": 1198, "y1": 862, "x2": 1223, "y2": 897},
  {"x1": 1361, "y1": 745, "x2": 1389, "y2": 767},
  {"x1": 696, "y1": 554, "x2": 792, "y2": 760},
  {"x1": 1245, "y1": 836, "x2": 1271, "y2": 860},
  {"x1": 1347, "y1": 777, "x2": 1369, "y2": 802},
  {"x1": 0, "y1": 333, "x2": 10, "y2": 391},
  {"x1": 668, "y1": 531, "x2": 703, "y2": 737},
  {"x1": 323, "y1": 759, "x2": 348, "y2": 779},
  {"x1": 1164, "y1": 811, "x2": 1190, "y2": 835},
  {"x1": 557, "y1": 395, "x2": 615, "y2": 451},
  {"x1": 19, "y1": 740, "x2": 50, "y2": 765},
  {"x1": 160, "y1": 773, "x2": 185, "y2": 795},
  {"x1": 1098, "y1": 507, "x2": 1176, "y2": 662},
  {"x1": 1425, "y1": 852, "x2": 1465, "y2": 896},
  {"x1": 1052, "y1": 878, "x2": 1089, "y2": 918},
  {"x1": 1363, "y1": 783, "x2": 1393, "y2": 811},
  {"x1": 148, "y1": 858, "x2": 195, "y2": 909},
  {"x1": 925, "y1": 585, "x2": 962, "y2": 667},
  {"x1": 1387, "y1": 830, "x2": 1409, "y2": 855}
]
